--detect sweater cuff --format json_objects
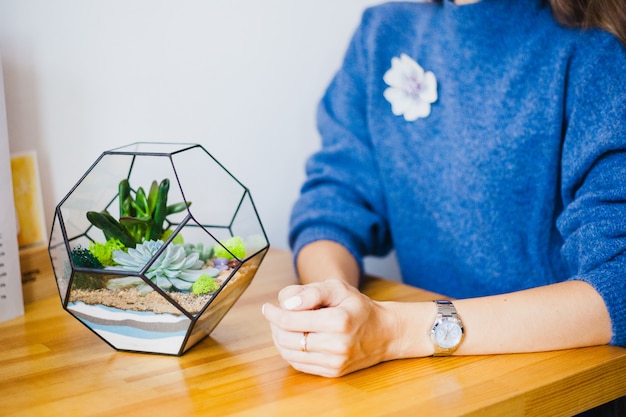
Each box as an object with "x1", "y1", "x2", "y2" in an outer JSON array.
[
  {"x1": 289, "y1": 225, "x2": 365, "y2": 282},
  {"x1": 568, "y1": 267, "x2": 626, "y2": 347}
]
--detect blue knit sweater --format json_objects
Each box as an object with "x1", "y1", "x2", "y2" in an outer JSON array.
[{"x1": 289, "y1": 0, "x2": 626, "y2": 347}]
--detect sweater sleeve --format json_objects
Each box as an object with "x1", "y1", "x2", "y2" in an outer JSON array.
[
  {"x1": 557, "y1": 32, "x2": 626, "y2": 347},
  {"x1": 289, "y1": 14, "x2": 392, "y2": 272}
]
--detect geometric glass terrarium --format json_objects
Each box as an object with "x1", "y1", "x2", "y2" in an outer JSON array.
[{"x1": 48, "y1": 142, "x2": 270, "y2": 355}]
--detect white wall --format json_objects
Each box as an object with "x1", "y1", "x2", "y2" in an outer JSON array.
[{"x1": 0, "y1": 0, "x2": 401, "y2": 280}]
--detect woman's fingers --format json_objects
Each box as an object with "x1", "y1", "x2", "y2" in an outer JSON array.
[
  {"x1": 268, "y1": 329, "x2": 353, "y2": 377},
  {"x1": 268, "y1": 323, "x2": 351, "y2": 355},
  {"x1": 262, "y1": 279, "x2": 391, "y2": 377},
  {"x1": 262, "y1": 301, "x2": 350, "y2": 334},
  {"x1": 278, "y1": 279, "x2": 357, "y2": 311}
]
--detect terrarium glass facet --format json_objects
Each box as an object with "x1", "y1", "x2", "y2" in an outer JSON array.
[{"x1": 48, "y1": 142, "x2": 270, "y2": 355}]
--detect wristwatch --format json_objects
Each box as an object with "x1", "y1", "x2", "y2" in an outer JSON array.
[{"x1": 429, "y1": 300, "x2": 465, "y2": 356}]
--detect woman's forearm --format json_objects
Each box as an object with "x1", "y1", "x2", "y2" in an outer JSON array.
[
  {"x1": 387, "y1": 280, "x2": 613, "y2": 360},
  {"x1": 294, "y1": 241, "x2": 613, "y2": 359},
  {"x1": 296, "y1": 240, "x2": 360, "y2": 287},
  {"x1": 453, "y1": 280, "x2": 612, "y2": 354}
]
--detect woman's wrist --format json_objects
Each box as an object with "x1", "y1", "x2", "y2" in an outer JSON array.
[
  {"x1": 380, "y1": 300, "x2": 437, "y2": 361},
  {"x1": 296, "y1": 240, "x2": 360, "y2": 286}
]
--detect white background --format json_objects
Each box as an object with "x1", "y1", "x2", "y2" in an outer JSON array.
[{"x1": 0, "y1": 0, "x2": 401, "y2": 280}]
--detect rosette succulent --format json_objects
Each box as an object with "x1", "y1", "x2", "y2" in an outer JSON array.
[{"x1": 112, "y1": 240, "x2": 219, "y2": 292}]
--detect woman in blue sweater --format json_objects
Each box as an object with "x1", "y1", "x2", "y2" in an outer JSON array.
[{"x1": 262, "y1": 0, "x2": 626, "y2": 380}]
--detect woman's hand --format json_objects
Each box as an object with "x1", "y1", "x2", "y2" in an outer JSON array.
[{"x1": 261, "y1": 279, "x2": 400, "y2": 377}]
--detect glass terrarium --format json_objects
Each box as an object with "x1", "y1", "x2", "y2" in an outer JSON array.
[{"x1": 48, "y1": 142, "x2": 270, "y2": 355}]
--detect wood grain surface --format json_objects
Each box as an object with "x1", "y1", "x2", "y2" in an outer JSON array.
[{"x1": 1, "y1": 249, "x2": 625, "y2": 417}]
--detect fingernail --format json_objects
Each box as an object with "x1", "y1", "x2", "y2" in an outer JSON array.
[
  {"x1": 261, "y1": 303, "x2": 266, "y2": 315},
  {"x1": 283, "y1": 295, "x2": 302, "y2": 310}
]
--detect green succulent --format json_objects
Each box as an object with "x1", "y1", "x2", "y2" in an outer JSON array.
[
  {"x1": 184, "y1": 242, "x2": 213, "y2": 262},
  {"x1": 86, "y1": 178, "x2": 190, "y2": 249},
  {"x1": 112, "y1": 240, "x2": 219, "y2": 292}
]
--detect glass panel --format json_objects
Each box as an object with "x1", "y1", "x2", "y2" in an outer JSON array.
[
  {"x1": 171, "y1": 146, "x2": 247, "y2": 227},
  {"x1": 182, "y1": 248, "x2": 269, "y2": 353},
  {"x1": 66, "y1": 270, "x2": 191, "y2": 355},
  {"x1": 109, "y1": 142, "x2": 198, "y2": 155},
  {"x1": 49, "y1": 212, "x2": 72, "y2": 304},
  {"x1": 230, "y1": 191, "x2": 269, "y2": 259},
  {"x1": 60, "y1": 154, "x2": 134, "y2": 240}
]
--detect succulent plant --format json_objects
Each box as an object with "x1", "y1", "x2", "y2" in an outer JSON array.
[
  {"x1": 112, "y1": 240, "x2": 218, "y2": 292},
  {"x1": 184, "y1": 242, "x2": 213, "y2": 262},
  {"x1": 86, "y1": 178, "x2": 190, "y2": 249}
]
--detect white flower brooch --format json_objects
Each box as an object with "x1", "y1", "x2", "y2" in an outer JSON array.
[{"x1": 383, "y1": 53, "x2": 438, "y2": 121}]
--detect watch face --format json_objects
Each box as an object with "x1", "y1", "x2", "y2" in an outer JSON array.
[{"x1": 434, "y1": 321, "x2": 463, "y2": 349}]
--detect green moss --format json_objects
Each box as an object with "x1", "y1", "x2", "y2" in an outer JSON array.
[
  {"x1": 89, "y1": 238, "x2": 126, "y2": 266},
  {"x1": 191, "y1": 274, "x2": 220, "y2": 295},
  {"x1": 70, "y1": 246, "x2": 105, "y2": 289},
  {"x1": 71, "y1": 246, "x2": 104, "y2": 269},
  {"x1": 213, "y1": 236, "x2": 246, "y2": 260}
]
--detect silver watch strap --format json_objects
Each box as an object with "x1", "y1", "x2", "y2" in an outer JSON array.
[
  {"x1": 431, "y1": 300, "x2": 464, "y2": 356},
  {"x1": 435, "y1": 300, "x2": 459, "y2": 320}
]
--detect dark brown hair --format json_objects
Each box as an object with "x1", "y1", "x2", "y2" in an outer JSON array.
[{"x1": 548, "y1": 0, "x2": 626, "y2": 45}]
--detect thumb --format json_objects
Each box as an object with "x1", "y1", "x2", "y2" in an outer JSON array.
[{"x1": 280, "y1": 279, "x2": 353, "y2": 311}]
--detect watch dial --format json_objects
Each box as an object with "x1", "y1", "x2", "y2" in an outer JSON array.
[{"x1": 434, "y1": 321, "x2": 462, "y2": 349}]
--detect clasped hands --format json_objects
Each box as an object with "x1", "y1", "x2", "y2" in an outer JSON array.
[{"x1": 262, "y1": 279, "x2": 421, "y2": 377}]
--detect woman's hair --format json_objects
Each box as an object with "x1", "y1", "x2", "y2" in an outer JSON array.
[{"x1": 548, "y1": 0, "x2": 626, "y2": 45}]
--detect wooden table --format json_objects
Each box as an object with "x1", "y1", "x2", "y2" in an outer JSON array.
[{"x1": 2, "y1": 249, "x2": 625, "y2": 417}]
